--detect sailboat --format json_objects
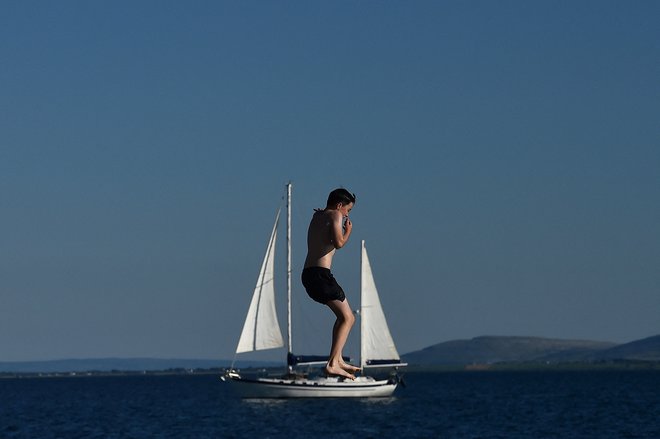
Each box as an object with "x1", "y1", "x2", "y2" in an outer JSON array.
[{"x1": 222, "y1": 183, "x2": 406, "y2": 398}]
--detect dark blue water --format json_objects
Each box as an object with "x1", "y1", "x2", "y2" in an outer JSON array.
[{"x1": 2, "y1": 370, "x2": 659, "y2": 438}]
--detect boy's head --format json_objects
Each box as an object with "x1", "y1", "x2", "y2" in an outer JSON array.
[{"x1": 326, "y1": 188, "x2": 356, "y2": 209}]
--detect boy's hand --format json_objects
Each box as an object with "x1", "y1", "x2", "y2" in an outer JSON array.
[{"x1": 343, "y1": 217, "x2": 352, "y2": 234}]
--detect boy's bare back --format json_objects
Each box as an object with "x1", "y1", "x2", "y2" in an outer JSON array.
[{"x1": 304, "y1": 206, "x2": 353, "y2": 269}]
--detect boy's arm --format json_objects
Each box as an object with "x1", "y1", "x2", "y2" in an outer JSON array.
[{"x1": 329, "y1": 210, "x2": 352, "y2": 249}]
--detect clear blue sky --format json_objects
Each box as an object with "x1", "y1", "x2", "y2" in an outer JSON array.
[{"x1": 1, "y1": 1, "x2": 658, "y2": 362}]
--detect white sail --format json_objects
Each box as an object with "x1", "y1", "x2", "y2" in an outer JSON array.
[
  {"x1": 360, "y1": 240, "x2": 400, "y2": 368},
  {"x1": 235, "y1": 210, "x2": 284, "y2": 354}
]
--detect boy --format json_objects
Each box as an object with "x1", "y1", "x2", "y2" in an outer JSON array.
[{"x1": 301, "y1": 188, "x2": 360, "y2": 380}]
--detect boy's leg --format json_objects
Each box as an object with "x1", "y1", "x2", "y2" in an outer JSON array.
[{"x1": 325, "y1": 298, "x2": 357, "y2": 379}]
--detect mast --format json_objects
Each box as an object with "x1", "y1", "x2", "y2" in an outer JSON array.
[
  {"x1": 360, "y1": 239, "x2": 365, "y2": 370},
  {"x1": 286, "y1": 182, "x2": 293, "y2": 358}
]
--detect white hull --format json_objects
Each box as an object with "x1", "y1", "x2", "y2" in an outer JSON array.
[{"x1": 222, "y1": 373, "x2": 397, "y2": 398}]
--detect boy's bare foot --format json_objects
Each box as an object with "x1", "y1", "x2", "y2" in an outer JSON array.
[
  {"x1": 339, "y1": 362, "x2": 361, "y2": 374},
  {"x1": 325, "y1": 364, "x2": 355, "y2": 380}
]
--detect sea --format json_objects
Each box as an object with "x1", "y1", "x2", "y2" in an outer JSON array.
[{"x1": 2, "y1": 370, "x2": 659, "y2": 438}]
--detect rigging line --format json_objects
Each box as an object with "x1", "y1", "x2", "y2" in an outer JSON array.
[
  {"x1": 288, "y1": 191, "x2": 327, "y2": 353},
  {"x1": 291, "y1": 286, "x2": 317, "y2": 345}
]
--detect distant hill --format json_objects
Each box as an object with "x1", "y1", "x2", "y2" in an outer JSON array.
[
  {"x1": 402, "y1": 336, "x2": 622, "y2": 366},
  {"x1": 592, "y1": 335, "x2": 660, "y2": 362},
  {"x1": 0, "y1": 358, "x2": 280, "y2": 374},
  {"x1": 5, "y1": 335, "x2": 659, "y2": 373}
]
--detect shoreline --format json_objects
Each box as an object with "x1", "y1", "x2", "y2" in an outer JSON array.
[{"x1": 3, "y1": 360, "x2": 660, "y2": 380}]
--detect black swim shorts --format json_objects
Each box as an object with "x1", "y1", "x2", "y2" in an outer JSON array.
[{"x1": 301, "y1": 267, "x2": 346, "y2": 304}]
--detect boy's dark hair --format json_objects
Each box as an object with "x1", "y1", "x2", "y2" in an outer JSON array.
[{"x1": 326, "y1": 188, "x2": 356, "y2": 207}]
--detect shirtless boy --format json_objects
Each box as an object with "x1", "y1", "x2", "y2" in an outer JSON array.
[{"x1": 301, "y1": 188, "x2": 360, "y2": 380}]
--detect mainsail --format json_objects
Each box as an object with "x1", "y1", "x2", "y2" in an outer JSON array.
[
  {"x1": 235, "y1": 210, "x2": 284, "y2": 353},
  {"x1": 360, "y1": 240, "x2": 401, "y2": 368}
]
